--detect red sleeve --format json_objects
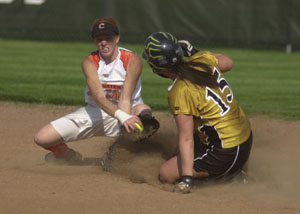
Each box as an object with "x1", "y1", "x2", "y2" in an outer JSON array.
[
  {"x1": 120, "y1": 49, "x2": 134, "y2": 70},
  {"x1": 88, "y1": 50, "x2": 100, "y2": 69}
]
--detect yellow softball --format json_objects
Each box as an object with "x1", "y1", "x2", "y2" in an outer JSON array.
[{"x1": 135, "y1": 122, "x2": 144, "y2": 132}]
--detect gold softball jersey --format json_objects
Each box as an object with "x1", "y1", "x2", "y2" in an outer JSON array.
[{"x1": 168, "y1": 51, "x2": 251, "y2": 149}]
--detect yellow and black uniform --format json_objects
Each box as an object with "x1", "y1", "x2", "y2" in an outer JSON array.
[{"x1": 168, "y1": 51, "x2": 252, "y2": 179}]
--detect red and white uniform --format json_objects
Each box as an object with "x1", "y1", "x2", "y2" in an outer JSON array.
[
  {"x1": 51, "y1": 47, "x2": 144, "y2": 141},
  {"x1": 85, "y1": 47, "x2": 143, "y2": 106}
]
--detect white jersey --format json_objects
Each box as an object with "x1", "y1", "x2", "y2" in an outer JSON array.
[
  {"x1": 84, "y1": 47, "x2": 143, "y2": 106},
  {"x1": 51, "y1": 47, "x2": 146, "y2": 140}
]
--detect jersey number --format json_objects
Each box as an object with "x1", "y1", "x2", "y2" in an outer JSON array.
[{"x1": 206, "y1": 67, "x2": 233, "y2": 116}]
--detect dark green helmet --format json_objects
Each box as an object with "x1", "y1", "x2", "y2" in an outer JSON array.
[{"x1": 143, "y1": 32, "x2": 183, "y2": 73}]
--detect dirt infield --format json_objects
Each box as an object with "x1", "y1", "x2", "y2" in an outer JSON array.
[{"x1": 0, "y1": 102, "x2": 299, "y2": 214}]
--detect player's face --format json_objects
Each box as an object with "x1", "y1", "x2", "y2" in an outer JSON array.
[
  {"x1": 156, "y1": 68, "x2": 176, "y2": 80},
  {"x1": 93, "y1": 34, "x2": 120, "y2": 62}
]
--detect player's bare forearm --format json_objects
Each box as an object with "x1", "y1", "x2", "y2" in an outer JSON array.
[
  {"x1": 175, "y1": 114, "x2": 194, "y2": 176},
  {"x1": 179, "y1": 138, "x2": 194, "y2": 176},
  {"x1": 94, "y1": 96, "x2": 118, "y2": 116},
  {"x1": 82, "y1": 57, "x2": 119, "y2": 117},
  {"x1": 118, "y1": 99, "x2": 131, "y2": 114}
]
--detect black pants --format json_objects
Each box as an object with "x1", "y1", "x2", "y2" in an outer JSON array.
[{"x1": 193, "y1": 132, "x2": 253, "y2": 180}]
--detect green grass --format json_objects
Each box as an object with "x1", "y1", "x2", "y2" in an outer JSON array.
[
  {"x1": 0, "y1": 38, "x2": 300, "y2": 120},
  {"x1": 224, "y1": 49, "x2": 300, "y2": 120}
]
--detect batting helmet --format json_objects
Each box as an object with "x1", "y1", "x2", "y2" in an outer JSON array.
[{"x1": 142, "y1": 32, "x2": 183, "y2": 73}]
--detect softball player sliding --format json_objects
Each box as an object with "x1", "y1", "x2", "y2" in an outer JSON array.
[{"x1": 143, "y1": 32, "x2": 252, "y2": 193}]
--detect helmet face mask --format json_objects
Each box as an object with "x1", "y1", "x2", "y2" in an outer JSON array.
[{"x1": 143, "y1": 32, "x2": 183, "y2": 75}]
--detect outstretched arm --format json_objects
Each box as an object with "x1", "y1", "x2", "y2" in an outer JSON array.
[
  {"x1": 174, "y1": 114, "x2": 194, "y2": 177},
  {"x1": 118, "y1": 53, "x2": 142, "y2": 114},
  {"x1": 81, "y1": 57, "x2": 140, "y2": 132},
  {"x1": 82, "y1": 57, "x2": 117, "y2": 115},
  {"x1": 173, "y1": 113, "x2": 194, "y2": 193}
]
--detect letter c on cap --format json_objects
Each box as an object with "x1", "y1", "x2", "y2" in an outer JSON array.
[{"x1": 99, "y1": 23, "x2": 105, "y2": 29}]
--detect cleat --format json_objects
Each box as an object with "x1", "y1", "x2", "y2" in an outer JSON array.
[
  {"x1": 100, "y1": 142, "x2": 120, "y2": 172},
  {"x1": 228, "y1": 170, "x2": 256, "y2": 184},
  {"x1": 45, "y1": 148, "x2": 82, "y2": 164},
  {"x1": 100, "y1": 150, "x2": 113, "y2": 172},
  {"x1": 233, "y1": 170, "x2": 256, "y2": 184}
]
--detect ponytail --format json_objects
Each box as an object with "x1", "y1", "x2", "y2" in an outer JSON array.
[{"x1": 171, "y1": 60, "x2": 218, "y2": 88}]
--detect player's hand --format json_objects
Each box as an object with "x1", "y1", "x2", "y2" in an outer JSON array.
[
  {"x1": 178, "y1": 40, "x2": 198, "y2": 57},
  {"x1": 114, "y1": 109, "x2": 142, "y2": 133},
  {"x1": 173, "y1": 176, "x2": 193, "y2": 193},
  {"x1": 123, "y1": 115, "x2": 142, "y2": 133}
]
